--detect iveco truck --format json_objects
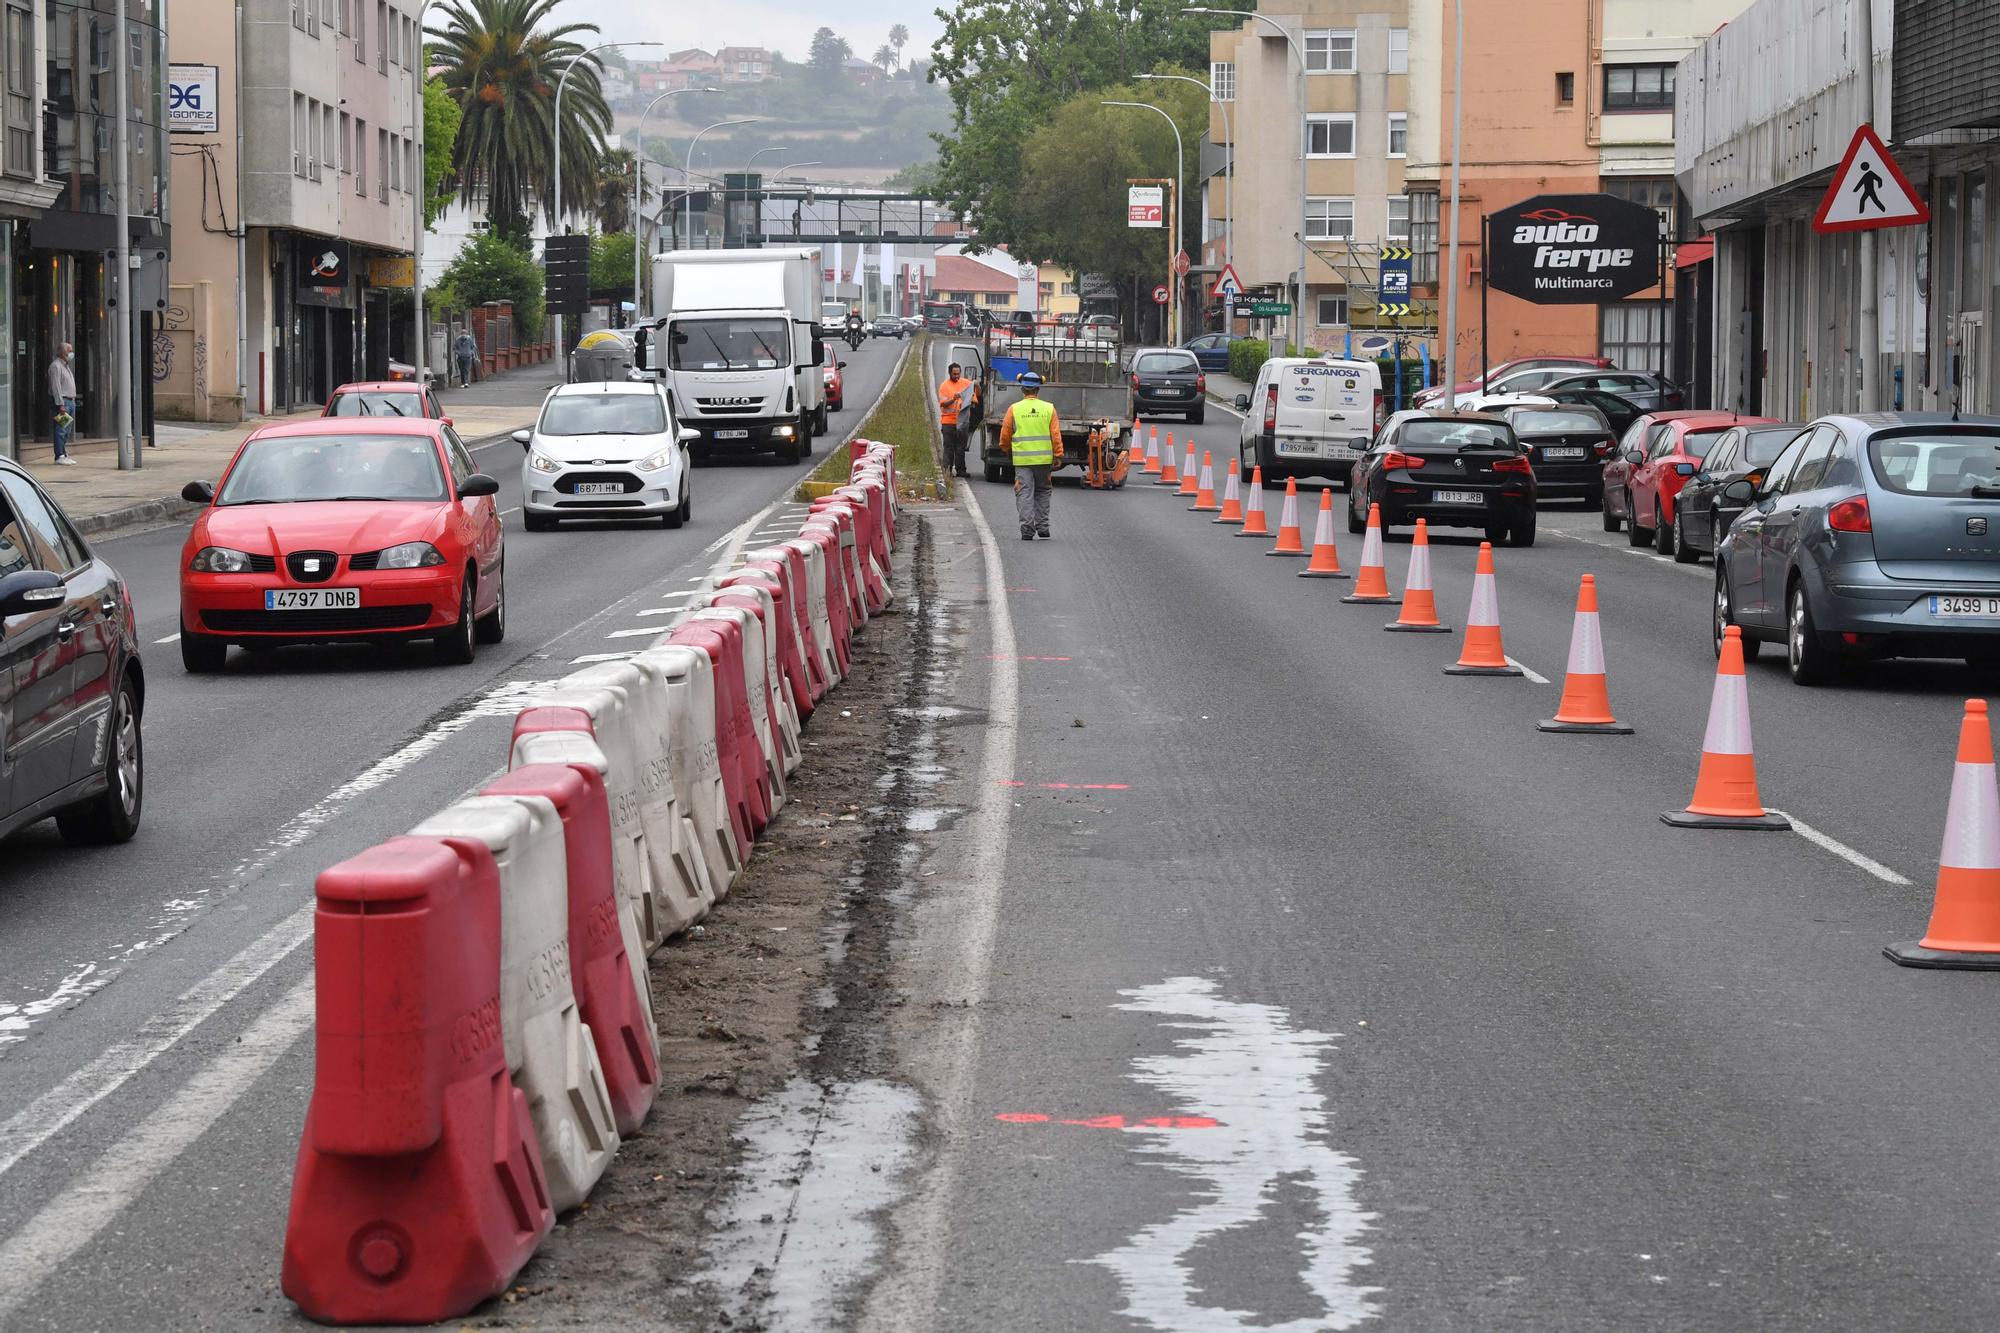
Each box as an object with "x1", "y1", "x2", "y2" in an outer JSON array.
[{"x1": 637, "y1": 248, "x2": 827, "y2": 463}]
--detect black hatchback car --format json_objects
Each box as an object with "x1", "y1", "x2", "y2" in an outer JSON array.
[
  {"x1": 1347, "y1": 412, "x2": 1538, "y2": 546},
  {"x1": 1670, "y1": 421, "x2": 1808, "y2": 562},
  {"x1": 1504, "y1": 405, "x2": 1616, "y2": 505},
  {"x1": 1127, "y1": 348, "x2": 1206, "y2": 423},
  {"x1": 0, "y1": 459, "x2": 144, "y2": 845}
]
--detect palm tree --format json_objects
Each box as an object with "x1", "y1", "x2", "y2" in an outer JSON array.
[
  {"x1": 428, "y1": 0, "x2": 611, "y2": 231},
  {"x1": 595, "y1": 147, "x2": 634, "y2": 234},
  {"x1": 872, "y1": 43, "x2": 895, "y2": 73},
  {"x1": 888, "y1": 23, "x2": 908, "y2": 69}
]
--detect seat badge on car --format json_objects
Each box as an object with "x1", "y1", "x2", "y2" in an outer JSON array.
[
  {"x1": 303, "y1": 558, "x2": 321, "y2": 573},
  {"x1": 1970, "y1": 517, "x2": 1989, "y2": 536}
]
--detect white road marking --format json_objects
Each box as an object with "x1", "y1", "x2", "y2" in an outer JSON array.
[
  {"x1": 500, "y1": 506, "x2": 520, "y2": 516},
  {"x1": 636, "y1": 602, "x2": 694, "y2": 616},
  {"x1": 153, "y1": 632, "x2": 180, "y2": 644},
  {"x1": 1090, "y1": 977, "x2": 1379, "y2": 1332},
  {"x1": 1769, "y1": 810, "x2": 1914, "y2": 886},
  {"x1": 571, "y1": 650, "x2": 640, "y2": 664},
  {"x1": 1505, "y1": 655, "x2": 1552, "y2": 685},
  {"x1": 606, "y1": 626, "x2": 663, "y2": 640},
  {"x1": 0, "y1": 978, "x2": 316, "y2": 1322}
]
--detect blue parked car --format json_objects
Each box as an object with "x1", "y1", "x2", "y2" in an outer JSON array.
[
  {"x1": 1181, "y1": 333, "x2": 1245, "y2": 373},
  {"x1": 1714, "y1": 413, "x2": 2000, "y2": 684}
]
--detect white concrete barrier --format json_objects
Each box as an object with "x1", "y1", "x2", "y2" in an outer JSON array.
[
  {"x1": 804, "y1": 511, "x2": 869, "y2": 630},
  {"x1": 637, "y1": 643, "x2": 743, "y2": 899},
  {"x1": 699, "y1": 585, "x2": 802, "y2": 777},
  {"x1": 569, "y1": 659, "x2": 713, "y2": 936},
  {"x1": 744, "y1": 546, "x2": 828, "y2": 704},
  {"x1": 689, "y1": 605, "x2": 787, "y2": 811},
  {"x1": 778, "y1": 537, "x2": 841, "y2": 688},
  {"x1": 409, "y1": 795, "x2": 619, "y2": 1214}
]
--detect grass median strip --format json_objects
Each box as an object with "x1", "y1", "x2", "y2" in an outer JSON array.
[{"x1": 798, "y1": 337, "x2": 942, "y2": 502}]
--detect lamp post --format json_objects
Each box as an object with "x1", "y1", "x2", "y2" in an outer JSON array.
[
  {"x1": 552, "y1": 40, "x2": 660, "y2": 355},
  {"x1": 1442, "y1": 0, "x2": 1465, "y2": 399},
  {"x1": 1103, "y1": 100, "x2": 1185, "y2": 345},
  {"x1": 411, "y1": 0, "x2": 434, "y2": 389},
  {"x1": 678, "y1": 117, "x2": 765, "y2": 250},
  {"x1": 1188, "y1": 5, "x2": 1305, "y2": 354},
  {"x1": 1136, "y1": 72, "x2": 1230, "y2": 280},
  {"x1": 634, "y1": 86, "x2": 718, "y2": 314}
]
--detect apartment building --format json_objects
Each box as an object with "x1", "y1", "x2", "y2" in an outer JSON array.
[
  {"x1": 165, "y1": 0, "x2": 422, "y2": 419},
  {"x1": 1208, "y1": 2, "x2": 1411, "y2": 351}
]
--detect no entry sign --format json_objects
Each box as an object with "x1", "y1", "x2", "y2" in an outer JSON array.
[{"x1": 1486, "y1": 194, "x2": 1661, "y2": 304}]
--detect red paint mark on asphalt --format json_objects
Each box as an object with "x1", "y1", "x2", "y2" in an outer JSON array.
[
  {"x1": 997, "y1": 782, "x2": 1133, "y2": 791},
  {"x1": 994, "y1": 1112, "x2": 1051, "y2": 1123},
  {"x1": 995, "y1": 1113, "x2": 1221, "y2": 1130}
]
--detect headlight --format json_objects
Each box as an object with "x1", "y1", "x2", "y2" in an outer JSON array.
[
  {"x1": 773, "y1": 425, "x2": 795, "y2": 438},
  {"x1": 189, "y1": 546, "x2": 255, "y2": 573},
  {"x1": 638, "y1": 447, "x2": 676, "y2": 472},
  {"x1": 528, "y1": 452, "x2": 560, "y2": 473},
  {"x1": 374, "y1": 541, "x2": 446, "y2": 569}
]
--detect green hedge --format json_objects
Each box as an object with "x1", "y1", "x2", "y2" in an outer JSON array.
[{"x1": 1225, "y1": 338, "x2": 1428, "y2": 403}]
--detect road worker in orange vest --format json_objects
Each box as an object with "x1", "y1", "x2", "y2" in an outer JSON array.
[{"x1": 938, "y1": 362, "x2": 979, "y2": 478}]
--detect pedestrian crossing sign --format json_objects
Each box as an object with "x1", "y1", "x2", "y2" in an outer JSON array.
[{"x1": 1813, "y1": 124, "x2": 1929, "y2": 233}]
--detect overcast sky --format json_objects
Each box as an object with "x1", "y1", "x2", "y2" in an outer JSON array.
[{"x1": 559, "y1": 0, "x2": 946, "y2": 65}]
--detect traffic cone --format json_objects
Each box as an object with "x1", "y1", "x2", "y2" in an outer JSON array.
[
  {"x1": 1266, "y1": 479, "x2": 1307, "y2": 557},
  {"x1": 1298, "y1": 490, "x2": 1348, "y2": 579},
  {"x1": 1385, "y1": 519, "x2": 1449, "y2": 632},
  {"x1": 1887, "y1": 700, "x2": 2000, "y2": 969},
  {"x1": 1539, "y1": 575, "x2": 1633, "y2": 734},
  {"x1": 1142, "y1": 425, "x2": 1162, "y2": 475},
  {"x1": 1238, "y1": 467, "x2": 1271, "y2": 536},
  {"x1": 1660, "y1": 626, "x2": 1790, "y2": 830},
  {"x1": 1213, "y1": 459, "x2": 1245, "y2": 524},
  {"x1": 1341, "y1": 503, "x2": 1399, "y2": 604},
  {"x1": 1444, "y1": 543, "x2": 1520, "y2": 674},
  {"x1": 1189, "y1": 453, "x2": 1220, "y2": 512},
  {"x1": 1177, "y1": 439, "x2": 1200, "y2": 496},
  {"x1": 1156, "y1": 432, "x2": 1180, "y2": 486}
]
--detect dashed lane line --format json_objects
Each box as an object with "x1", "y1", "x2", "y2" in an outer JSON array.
[
  {"x1": 1770, "y1": 810, "x2": 1914, "y2": 887},
  {"x1": 1505, "y1": 656, "x2": 1552, "y2": 685}
]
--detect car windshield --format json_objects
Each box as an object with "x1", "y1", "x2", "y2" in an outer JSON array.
[
  {"x1": 1403, "y1": 420, "x2": 1511, "y2": 449},
  {"x1": 1743, "y1": 427, "x2": 1800, "y2": 465},
  {"x1": 327, "y1": 391, "x2": 423, "y2": 417},
  {"x1": 669, "y1": 318, "x2": 788, "y2": 371},
  {"x1": 1513, "y1": 409, "x2": 1604, "y2": 433},
  {"x1": 1869, "y1": 432, "x2": 2000, "y2": 496},
  {"x1": 218, "y1": 433, "x2": 445, "y2": 504},
  {"x1": 539, "y1": 393, "x2": 667, "y2": 437},
  {"x1": 1683, "y1": 428, "x2": 1729, "y2": 458},
  {"x1": 1137, "y1": 353, "x2": 1196, "y2": 374}
]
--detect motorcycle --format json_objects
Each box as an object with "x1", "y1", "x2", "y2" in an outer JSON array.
[{"x1": 844, "y1": 324, "x2": 866, "y2": 352}]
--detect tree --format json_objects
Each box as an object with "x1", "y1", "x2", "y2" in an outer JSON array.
[
  {"x1": 808, "y1": 27, "x2": 852, "y2": 81},
  {"x1": 595, "y1": 147, "x2": 634, "y2": 234},
  {"x1": 873, "y1": 43, "x2": 896, "y2": 73},
  {"x1": 431, "y1": 231, "x2": 546, "y2": 339},
  {"x1": 590, "y1": 232, "x2": 635, "y2": 294},
  {"x1": 422, "y1": 76, "x2": 463, "y2": 228},
  {"x1": 888, "y1": 23, "x2": 909, "y2": 68},
  {"x1": 428, "y1": 0, "x2": 612, "y2": 230}
]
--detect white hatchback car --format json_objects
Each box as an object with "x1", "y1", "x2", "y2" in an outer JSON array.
[{"x1": 516, "y1": 381, "x2": 694, "y2": 531}]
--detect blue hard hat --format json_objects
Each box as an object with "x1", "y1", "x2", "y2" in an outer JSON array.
[{"x1": 1019, "y1": 371, "x2": 1043, "y2": 387}]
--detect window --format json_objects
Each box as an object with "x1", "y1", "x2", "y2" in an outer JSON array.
[
  {"x1": 1781, "y1": 427, "x2": 1838, "y2": 494},
  {"x1": 1306, "y1": 114, "x2": 1354, "y2": 158},
  {"x1": 1305, "y1": 196, "x2": 1353, "y2": 240},
  {"x1": 354, "y1": 117, "x2": 366, "y2": 195},
  {"x1": 1316, "y1": 294, "x2": 1350, "y2": 327},
  {"x1": 291, "y1": 0, "x2": 304, "y2": 31},
  {"x1": 390, "y1": 132, "x2": 401, "y2": 191},
  {"x1": 1388, "y1": 27, "x2": 1408, "y2": 74},
  {"x1": 1387, "y1": 195, "x2": 1410, "y2": 241},
  {"x1": 1602, "y1": 176, "x2": 1674, "y2": 238},
  {"x1": 405, "y1": 137, "x2": 415, "y2": 196},
  {"x1": 1604, "y1": 62, "x2": 1674, "y2": 111},
  {"x1": 5, "y1": 0, "x2": 33, "y2": 175},
  {"x1": 1211, "y1": 60, "x2": 1234, "y2": 103},
  {"x1": 1410, "y1": 190, "x2": 1438, "y2": 284},
  {"x1": 385, "y1": 4, "x2": 397, "y2": 64},
  {"x1": 0, "y1": 474, "x2": 84, "y2": 572},
  {"x1": 292, "y1": 93, "x2": 307, "y2": 176},
  {"x1": 1600, "y1": 302, "x2": 1670, "y2": 374},
  {"x1": 1556, "y1": 71, "x2": 1574, "y2": 104},
  {"x1": 1061, "y1": 281, "x2": 1077, "y2": 296},
  {"x1": 375, "y1": 1, "x2": 386, "y2": 71},
  {"x1": 981, "y1": 292, "x2": 1009, "y2": 307},
  {"x1": 353, "y1": 0, "x2": 364, "y2": 63},
  {"x1": 377, "y1": 127, "x2": 388, "y2": 200},
  {"x1": 1387, "y1": 113, "x2": 1407, "y2": 157},
  {"x1": 338, "y1": 111, "x2": 349, "y2": 174},
  {"x1": 1304, "y1": 29, "x2": 1355, "y2": 73}
]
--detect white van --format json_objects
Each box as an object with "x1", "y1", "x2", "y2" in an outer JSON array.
[{"x1": 1234, "y1": 355, "x2": 1384, "y2": 486}]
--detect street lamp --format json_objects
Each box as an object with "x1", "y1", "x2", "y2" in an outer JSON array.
[
  {"x1": 774, "y1": 160, "x2": 822, "y2": 180},
  {"x1": 1136, "y1": 72, "x2": 1230, "y2": 281},
  {"x1": 1187, "y1": 5, "x2": 1306, "y2": 354},
  {"x1": 634, "y1": 86, "x2": 718, "y2": 313},
  {"x1": 552, "y1": 40, "x2": 661, "y2": 354},
  {"x1": 411, "y1": 0, "x2": 437, "y2": 389},
  {"x1": 678, "y1": 117, "x2": 765, "y2": 250},
  {"x1": 1103, "y1": 99, "x2": 1185, "y2": 345}
]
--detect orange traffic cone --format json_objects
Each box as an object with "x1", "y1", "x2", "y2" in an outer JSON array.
[
  {"x1": 1238, "y1": 467, "x2": 1271, "y2": 536},
  {"x1": 1539, "y1": 575, "x2": 1632, "y2": 733},
  {"x1": 1156, "y1": 432, "x2": 1180, "y2": 486},
  {"x1": 1444, "y1": 543, "x2": 1520, "y2": 674},
  {"x1": 1341, "y1": 503, "x2": 1398, "y2": 604},
  {"x1": 1385, "y1": 519, "x2": 1449, "y2": 632},
  {"x1": 1141, "y1": 423, "x2": 1161, "y2": 474},
  {"x1": 1266, "y1": 479, "x2": 1307, "y2": 556},
  {"x1": 1213, "y1": 459, "x2": 1245, "y2": 524},
  {"x1": 1298, "y1": 490, "x2": 1348, "y2": 579},
  {"x1": 1176, "y1": 439, "x2": 1200, "y2": 496},
  {"x1": 1189, "y1": 453, "x2": 1220, "y2": 512},
  {"x1": 1661, "y1": 626, "x2": 1790, "y2": 830},
  {"x1": 1887, "y1": 700, "x2": 2000, "y2": 968}
]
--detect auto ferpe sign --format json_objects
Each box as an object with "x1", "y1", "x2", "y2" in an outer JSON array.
[{"x1": 1486, "y1": 194, "x2": 1660, "y2": 304}]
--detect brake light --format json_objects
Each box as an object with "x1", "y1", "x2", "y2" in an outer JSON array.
[
  {"x1": 1382, "y1": 451, "x2": 1423, "y2": 472},
  {"x1": 1493, "y1": 455, "x2": 1533, "y2": 474},
  {"x1": 1263, "y1": 384, "x2": 1278, "y2": 433},
  {"x1": 1593, "y1": 440, "x2": 1612, "y2": 456},
  {"x1": 1373, "y1": 390, "x2": 1385, "y2": 430},
  {"x1": 1828, "y1": 495, "x2": 1872, "y2": 533},
  {"x1": 1196, "y1": 372, "x2": 1206, "y2": 393},
  {"x1": 1131, "y1": 372, "x2": 1140, "y2": 390}
]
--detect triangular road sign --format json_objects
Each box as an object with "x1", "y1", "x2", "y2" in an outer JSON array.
[
  {"x1": 1814, "y1": 124, "x2": 1929, "y2": 233},
  {"x1": 1212, "y1": 262, "x2": 1243, "y2": 299}
]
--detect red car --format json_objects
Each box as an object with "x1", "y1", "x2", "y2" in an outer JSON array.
[
  {"x1": 324, "y1": 380, "x2": 449, "y2": 423},
  {"x1": 177, "y1": 418, "x2": 505, "y2": 672},
  {"x1": 1412, "y1": 355, "x2": 1613, "y2": 407},
  {"x1": 1602, "y1": 410, "x2": 1777, "y2": 554},
  {"x1": 822, "y1": 343, "x2": 846, "y2": 412}
]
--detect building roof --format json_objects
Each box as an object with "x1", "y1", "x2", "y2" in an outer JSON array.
[{"x1": 935, "y1": 256, "x2": 1019, "y2": 293}]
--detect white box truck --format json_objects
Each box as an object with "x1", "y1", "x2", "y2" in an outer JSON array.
[{"x1": 637, "y1": 247, "x2": 827, "y2": 463}]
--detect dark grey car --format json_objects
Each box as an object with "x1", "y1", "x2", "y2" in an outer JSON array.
[
  {"x1": 1714, "y1": 413, "x2": 2000, "y2": 684},
  {"x1": 1672, "y1": 422, "x2": 1808, "y2": 562},
  {"x1": 1543, "y1": 370, "x2": 1686, "y2": 413},
  {"x1": 0, "y1": 459, "x2": 145, "y2": 844},
  {"x1": 1128, "y1": 348, "x2": 1206, "y2": 423}
]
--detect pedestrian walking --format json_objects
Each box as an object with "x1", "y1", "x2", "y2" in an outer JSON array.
[
  {"x1": 453, "y1": 330, "x2": 479, "y2": 388},
  {"x1": 1000, "y1": 371, "x2": 1062, "y2": 540},
  {"x1": 48, "y1": 343, "x2": 76, "y2": 465},
  {"x1": 937, "y1": 361, "x2": 979, "y2": 478}
]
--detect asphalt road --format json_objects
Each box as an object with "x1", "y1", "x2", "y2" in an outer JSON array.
[
  {"x1": 852, "y1": 344, "x2": 2000, "y2": 1332},
  {"x1": 0, "y1": 332, "x2": 907, "y2": 1329}
]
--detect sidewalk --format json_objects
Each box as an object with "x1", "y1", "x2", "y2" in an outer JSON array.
[
  {"x1": 1207, "y1": 368, "x2": 1252, "y2": 409},
  {"x1": 20, "y1": 363, "x2": 562, "y2": 537}
]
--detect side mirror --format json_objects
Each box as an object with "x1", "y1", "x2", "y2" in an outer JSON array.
[
  {"x1": 812, "y1": 336, "x2": 826, "y2": 364},
  {"x1": 1673, "y1": 461, "x2": 1697, "y2": 477},
  {"x1": 1233, "y1": 393, "x2": 1250, "y2": 411},
  {"x1": 511, "y1": 428, "x2": 532, "y2": 449},
  {"x1": 838, "y1": 360, "x2": 848, "y2": 369},
  {"x1": 0, "y1": 568, "x2": 63, "y2": 618},
  {"x1": 181, "y1": 479, "x2": 214, "y2": 504},
  {"x1": 678, "y1": 427, "x2": 700, "y2": 443},
  {"x1": 458, "y1": 473, "x2": 501, "y2": 498},
  {"x1": 441, "y1": 417, "x2": 455, "y2": 428},
  {"x1": 632, "y1": 330, "x2": 650, "y2": 371},
  {"x1": 1721, "y1": 478, "x2": 1758, "y2": 504},
  {"x1": 1625, "y1": 449, "x2": 1645, "y2": 466}
]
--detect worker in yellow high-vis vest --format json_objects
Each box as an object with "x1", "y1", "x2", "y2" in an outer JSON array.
[{"x1": 999, "y1": 371, "x2": 1064, "y2": 540}]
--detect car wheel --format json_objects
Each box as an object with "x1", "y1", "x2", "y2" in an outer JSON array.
[
  {"x1": 524, "y1": 510, "x2": 555, "y2": 533},
  {"x1": 475, "y1": 562, "x2": 506, "y2": 643},
  {"x1": 1511, "y1": 513, "x2": 1536, "y2": 547},
  {"x1": 1654, "y1": 503, "x2": 1675, "y2": 555},
  {"x1": 181, "y1": 630, "x2": 226, "y2": 673},
  {"x1": 1714, "y1": 567, "x2": 1763, "y2": 661},
  {"x1": 831, "y1": 396, "x2": 844, "y2": 413},
  {"x1": 1626, "y1": 492, "x2": 1649, "y2": 546},
  {"x1": 1602, "y1": 498, "x2": 1621, "y2": 532},
  {"x1": 1787, "y1": 581, "x2": 1835, "y2": 685},
  {"x1": 983, "y1": 459, "x2": 1001, "y2": 482},
  {"x1": 1485, "y1": 521, "x2": 1508, "y2": 545},
  {"x1": 437, "y1": 572, "x2": 478, "y2": 665},
  {"x1": 55, "y1": 672, "x2": 142, "y2": 845},
  {"x1": 1347, "y1": 492, "x2": 1366, "y2": 534},
  {"x1": 664, "y1": 492, "x2": 685, "y2": 529},
  {"x1": 1190, "y1": 407, "x2": 1206, "y2": 425},
  {"x1": 680, "y1": 485, "x2": 693, "y2": 525},
  {"x1": 1672, "y1": 510, "x2": 1700, "y2": 564},
  {"x1": 777, "y1": 435, "x2": 803, "y2": 465}
]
